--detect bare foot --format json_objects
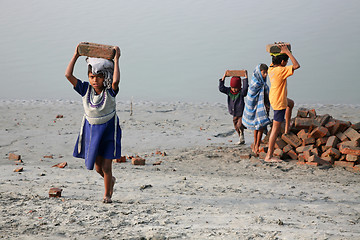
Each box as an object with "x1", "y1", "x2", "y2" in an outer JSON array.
[
  {"x1": 264, "y1": 156, "x2": 282, "y2": 163},
  {"x1": 254, "y1": 146, "x2": 259, "y2": 156},
  {"x1": 103, "y1": 197, "x2": 112, "y2": 204}
]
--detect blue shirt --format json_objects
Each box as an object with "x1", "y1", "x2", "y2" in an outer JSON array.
[
  {"x1": 219, "y1": 78, "x2": 248, "y2": 117},
  {"x1": 74, "y1": 80, "x2": 118, "y2": 97}
]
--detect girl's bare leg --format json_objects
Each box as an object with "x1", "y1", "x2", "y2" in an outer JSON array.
[
  {"x1": 255, "y1": 129, "x2": 264, "y2": 155},
  {"x1": 252, "y1": 130, "x2": 257, "y2": 153},
  {"x1": 95, "y1": 156, "x2": 115, "y2": 203}
]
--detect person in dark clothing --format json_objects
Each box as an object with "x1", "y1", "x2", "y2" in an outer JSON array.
[{"x1": 219, "y1": 71, "x2": 249, "y2": 144}]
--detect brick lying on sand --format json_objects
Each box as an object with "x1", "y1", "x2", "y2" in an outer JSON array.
[
  {"x1": 132, "y1": 157, "x2": 146, "y2": 166},
  {"x1": 49, "y1": 188, "x2": 62, "y2": 198},
  {"x1": 9, "y1": 153, "x2": 21, "y2": 160},
  {"x1": 13, "y1": 167, "x2": 23, "y2": 172},
  {"x1": 52, "y1": 162, "x2": 67, "y2": 168},
  {"x1": 334, "y1": 161, "x2": 355, "y2": 168}
]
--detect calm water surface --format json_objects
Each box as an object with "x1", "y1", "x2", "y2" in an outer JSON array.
[{"x1": 1, "y1": 0, "x2": 359, "y2": 104}]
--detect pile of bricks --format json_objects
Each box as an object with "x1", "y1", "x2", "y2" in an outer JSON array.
[{"x1": 262, "y1": 108, "x2": 360, "y2": 170}]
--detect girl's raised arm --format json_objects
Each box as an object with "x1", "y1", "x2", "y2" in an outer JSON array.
[
  {"x1": 112, "y1": 46, "x2": 121, "y2": 91},
  {"x1": 65, "y1": 45, "x2": 80, "y2": 87}
]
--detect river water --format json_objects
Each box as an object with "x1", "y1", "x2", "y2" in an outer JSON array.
[{"x1": 1, "y1": 0, "x2": 359, "y2": 104}]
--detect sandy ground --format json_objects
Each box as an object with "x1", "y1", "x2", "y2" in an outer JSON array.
[{"x1": 1, "y1": 100, "x2": 360, "y2": 240}]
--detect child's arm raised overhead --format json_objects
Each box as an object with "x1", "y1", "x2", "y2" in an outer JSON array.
[
  {"x1": 112, "y1": 46, "x2": 121, "y2": 91},
  {"x1": 65, "y1": 45, "x2": 80, "y2": 87},
  {"x1": 280, "y1": 44, "x2": 300, "y2": 71},
  {"x1": 241, "y1": 70, "x2": 249, "y2": 96}
]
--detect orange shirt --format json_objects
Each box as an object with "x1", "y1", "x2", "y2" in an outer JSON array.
[{"x1": 268, "y1": 65, "x2": 294, "y2": 110}]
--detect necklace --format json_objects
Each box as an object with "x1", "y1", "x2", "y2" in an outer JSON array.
[{"x1": 88, "y1": 87, "x2": 106, "y2": 108}]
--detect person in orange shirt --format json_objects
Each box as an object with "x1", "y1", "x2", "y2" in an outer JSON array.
[{"x1": 265, "y1": 44, "x2": 300, "y2": 162}]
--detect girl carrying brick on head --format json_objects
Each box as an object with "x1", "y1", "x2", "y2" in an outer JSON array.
[{"x1": 65, "y1": 44, "x2": 121, "y2": 203}]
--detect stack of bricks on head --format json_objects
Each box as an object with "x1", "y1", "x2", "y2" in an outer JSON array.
[{"x1": 259, "y1": 108, "x2": 360, "y2": 171}]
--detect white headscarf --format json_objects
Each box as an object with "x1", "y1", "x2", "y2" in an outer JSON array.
[{"x1": 86, "y1": 57, "x2": 114, "y2": 89}]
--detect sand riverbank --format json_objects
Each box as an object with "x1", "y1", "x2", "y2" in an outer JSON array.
[{"x1": 1, "y1": 100, "x2": 359, "y2": 239}]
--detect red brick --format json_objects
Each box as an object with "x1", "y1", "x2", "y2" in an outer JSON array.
[
  {"x1": 113, "y1": 156, "x2": 126, "y2": 163},
  {"x1": 283, "y1": 144, "x2": 293, "y2": 153},
  {"x1": 281, "y1": 133, "x2": 302, "y2": 148},
  {"x1": 132, "y1": 158, "x2": 146, "y2": 165},
  {"x1": 302, "y1": 137, "x2": 315, "y2": 146},
  {"x1": 306, "y1": 162, "x2": 319, "y2": 166},
  {"x1": 259, "y1": 145, "x2": 268, "y2": 153},
  {"x1": 321, "y1": 148, "x2": 341, "y2": 160},
  {"x1": 13, "y1": 167, "x2": 23, "y2": 172},
  {"x1": 225, "y1": 70, "x2": 247, "y2": 77},
  {"x1": 296, "y1": 108, "x2": 309, "y2": 118},
  {"x1": 307, "y1": 155, "x2": 320, "y2": 162},
  {"x1": 353, "y1": 165, "x2": 360, "y2": 171},
  {"x1": 346, "y1": 154, "x2": 360, "y2": 162},
  {"x1": 336, "y1": 132, "x2": 349, "y2": 142},
  {"x1": 339, "y1": 145, "x2": 360, "y2": 156},
  {"x1": 8, "y1": 153, "x2": 21, "y2": 160},
  {"x1": 308, "y1": 155, "x2": 331, "y2": 165},
  {"x1": 325, "y1": 136, "x2": 339, "y2": 149},
  {"x1": 298, "y1": 153, "x2": 306, "y2": 162},
  {"x1": 303, "y1": 150, "x2": 313, "y2": 161},
  {"x1": 316, "y1": 114, "x2": 331, "y2": 126},
  {"x1": 310, "y1": 148, "x2": 320, "y2": 157},
  {"x1": 308, "y1": 109, "x2": 317, "y2": 119},
  {"x1": 316, "y1": 137, "x2": 328, "y2": 147},
  {"x1": 52, "y1": 162, "x2": 67, "y2": 168},
  {"x1": 309, "y1": 127, "x2": 329, "y2": 138},
  {"x1": 153, "y1": 161, "x2": 163, "y2": 165},
  {"x1": 351, "y1": 122, "x2": 360, "y2": 131},
  {"x1": 78, "y1": 42, "x2": 116, "y2": 60},
  {"x1": 339, "y1": 154, "x2": 346, "y2": 161},
  {"x1": 343, "y1": 127, "x2": 360, "y2": 141},
  {"x1": 275, "y1": 138, "x2": 287, "y2": 149},
  {"x1": 287, "y1": 150, "x2": 298, "y2": 160},
  {"x1": 321, "y1": 145, "x2": 328, "y2": 153},
  {"x1": 49, "y1": 188, "x2": 62, "y2": 197},
  {"x1": 296, "y1": 145, "x2": 314, "y2": 154},
  {"x1": 294, "y1": 118, "x2": 318, "y2": 129},
  {"x1": 325, "y1": 120, "x2": 341, "y2": 135},
  {"x1": 338, "y1": 120, "x2": 352, "y2": 133},
  {"x1": 239, "y1": 154, "x2": 251, "y2": 159},
  {"x1": 334, "y1": 161, "x2": 355, "y2": 168},
  {"x1": 266, "y1": 42, "x2": 291, "y2": 53},
  {"x1": 258, "y1": 152, "x2": 267, "y2": 159},
  {"x1": 273, "y1": 148, "x2": 284, "y2": 158},
  {"x1": 297, "y1": 129, "x2": 309, "y2": 140},
  {"x1": 321, "y1": 156, "x2": 334, "y2": 164},
  {"x1": 338, "y1": 140, "x2": 360, "y2": 148}
]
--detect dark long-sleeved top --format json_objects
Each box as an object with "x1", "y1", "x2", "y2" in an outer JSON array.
[{"x1": 219, "y1": 78, "x2": 248, "y2": 117}]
